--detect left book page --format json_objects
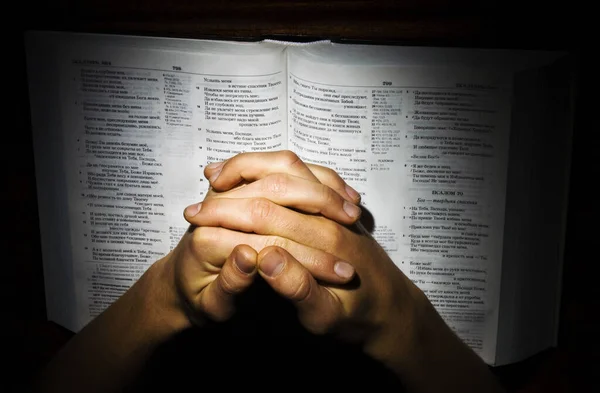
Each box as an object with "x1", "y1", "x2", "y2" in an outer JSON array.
[{"x1": 25, "y1": 31, "x2": 287, "y2": 332}]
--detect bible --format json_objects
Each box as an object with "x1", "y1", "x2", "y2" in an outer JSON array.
[{"x1": 24, "y1": 30, "x2": 575, "y2": 366}]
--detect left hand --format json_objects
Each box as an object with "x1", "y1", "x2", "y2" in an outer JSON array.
[
  {"x1": 174, "y1": 150, "x2": 363, "y2": 326},
  {"x1": 187, "y1": 152, "x2": 504, "y2": 393}
]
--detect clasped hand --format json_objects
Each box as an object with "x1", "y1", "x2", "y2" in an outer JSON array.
[
  {"x1": 35, "y1": 150, "x2": 502, "y2": 393},
  {"x1": 163, "y1": 150, "x2": 426, "y2": 367}
]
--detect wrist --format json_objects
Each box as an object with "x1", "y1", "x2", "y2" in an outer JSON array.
[
  {"x1": 35, "y1": 253, "x2": 195, "y2": 392},
  {"x1": 366, "y1": 283, "x2": 502, "y2": 392},
  {"x1": 363, "y1": 280, "x2": 429, "y2": 372},
  {"x1": 132, "y1": 254, "x2": 193, "y2": 340}
]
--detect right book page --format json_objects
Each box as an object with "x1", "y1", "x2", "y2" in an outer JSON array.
[{"x1": 285, "y1": 43, "x2": 565, "y2": 365}]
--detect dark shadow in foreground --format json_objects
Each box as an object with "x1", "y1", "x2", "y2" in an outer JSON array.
[{"x1": 128, "y1": 277, "x2": 405, "y2": 392}]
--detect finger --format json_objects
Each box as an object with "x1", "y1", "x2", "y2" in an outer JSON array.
[
  {"x1": 306, "y1": 163, "x2": 361, "y2": 204},
  {"x1": 196, "y1": 244, "x2": 258, "y2": 322},
  {"x1": 200, "y1": 173, "x2": 361, "y2": 224},
  {"x1": 189, "y1": 226, "x2": 355, "y2": 284},
  {"x1": 257, "y1": 246, "x2": 344, "y2": 335},
  {"x1": 205, "y1": 150, "x2": 319, "y2": 191},
  {"x1": 185, "y1": 197, "x2": 350, "y2": 253}
]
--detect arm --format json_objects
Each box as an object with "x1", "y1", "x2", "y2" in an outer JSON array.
[
  {"x1": 31, "y1": 245, "x2": 251, "y2": 393},
  {"x1": 384, "y1": 289, "x2": 503, "y2": 393},
  {"x1": 257, "y1": 245, "x2": 504, "y2": 393}
]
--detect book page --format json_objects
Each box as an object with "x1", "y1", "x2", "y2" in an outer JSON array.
[
  {"x1": 26, "y1": 32, "x2": 286, "y2": 331},
  {"x1": 287, "y1": 44, "x2": 517, "y2": 364}
]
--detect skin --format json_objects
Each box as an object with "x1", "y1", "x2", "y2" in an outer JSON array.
[
  {"x1": 195, "y1": 151, "x2": 504, "y2": 393},
  {"x1": 31, "y1": 150, "x2": 503, "y2": 393}
]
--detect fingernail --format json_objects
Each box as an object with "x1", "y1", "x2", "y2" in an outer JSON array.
[
  {"x1": 260, "y1": 250, "x2": 285, "y2": 277},
  {"x1": 334, "y1": 261, "x2": 355, "y2": 279},
  {"x1": 234, "y1": 250, "x2": 255, "y2": 274},
  {"x1": 184, "y1": 202, "x2": 202, "y2": 217},
  {"x1": 208, "y1": 168, "x2": 222, "y2": 183},
  {"x1": 343, "y1": 200, "x2": 361, "y2": 219},
  {"x1": 345, "y1": 184, "x2": 360, "y2": 202}
]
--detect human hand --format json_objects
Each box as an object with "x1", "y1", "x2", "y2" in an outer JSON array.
[
  {"x1": 163, "y1": 150, "x2": 363, "y2": 327},
  {"x1": 187, "y1": 151, "x2": 502, "y2": 393},
  {"x1": 186, "y1": 151, "x2": 420, "y2": 357},
  {"x1": 185, "y1": 190, "x2": 421, "y2": 358}
]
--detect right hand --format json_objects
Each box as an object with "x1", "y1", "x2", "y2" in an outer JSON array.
[{"x1": 186, "y1": 151, "x2": 502, "y2": 393}]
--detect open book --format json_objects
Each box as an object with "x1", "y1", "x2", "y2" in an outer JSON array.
[{"x1": 24, "y1": 30, "x2": 574, "y2": 366}]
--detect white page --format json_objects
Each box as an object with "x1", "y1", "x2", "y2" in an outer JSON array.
[
  {"x1": 26, "y1": 31, "x2": 286, "y2": 332},
  {"x1": 287, "y1": 44, "x2": 517, "y2": 364}
]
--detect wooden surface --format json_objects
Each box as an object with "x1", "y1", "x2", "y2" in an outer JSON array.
[
  {"x1": 14, "y1": 0, "x2": 588, "y2": 49},
  {"x1": 7, "y1": 1, "x2": 596, "y2": 391}
]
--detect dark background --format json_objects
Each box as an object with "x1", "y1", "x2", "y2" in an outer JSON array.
[{"x1": 5, "y1": 1, "x2": 596, "y2": 391}]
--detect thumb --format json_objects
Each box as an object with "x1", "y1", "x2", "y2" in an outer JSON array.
[
  {"x1": 257, "y1": 246, "x2": 345, "y2": 335},
  {"x1": 196, "y1": 244, "x2": 258, "y2": 322}
]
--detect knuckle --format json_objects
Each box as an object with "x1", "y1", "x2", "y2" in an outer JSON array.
[
  {"x1": 322, "y1": 166, "x2": 337, "y2": 178},
  {"x1": 319, "y1": 184, "x2": 337, "y2": 208},
  {"x1": 249, "y1": 197, "x2": 273, "y2": 221},
  {"x1": 279, "y1": 150, "x2": 301, "y2": 167},
  {"x1": 233, "y1": 152, "x2": 247, "y2": 160},
  {"x1": 201, "y1": 199, "x2": 219, "y2": 217},
  {"x1": 228, "y1": 152, "x2": 246, "y2": 165},
  {"x1": 217, "y1": 272, "x2": 242, "y2": 296},
  {"x1": 323, "y1": 166, "x2": 345, "y2": 185},
  {"x1": 262, "y1": 173, "x2": 288, "y2": 196},
  {"x1": 327, "y1": 222, "x2": 347, "y2": 250},
  {"x1": 191, "y1": 226, "x2": 211, "y2": 248},
  {"x1": 289, "y1": 273, "x2": 312, "y2": 303},
  {"x1": 190, "y1": 227, "x2": 219, "y2": 255}
]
